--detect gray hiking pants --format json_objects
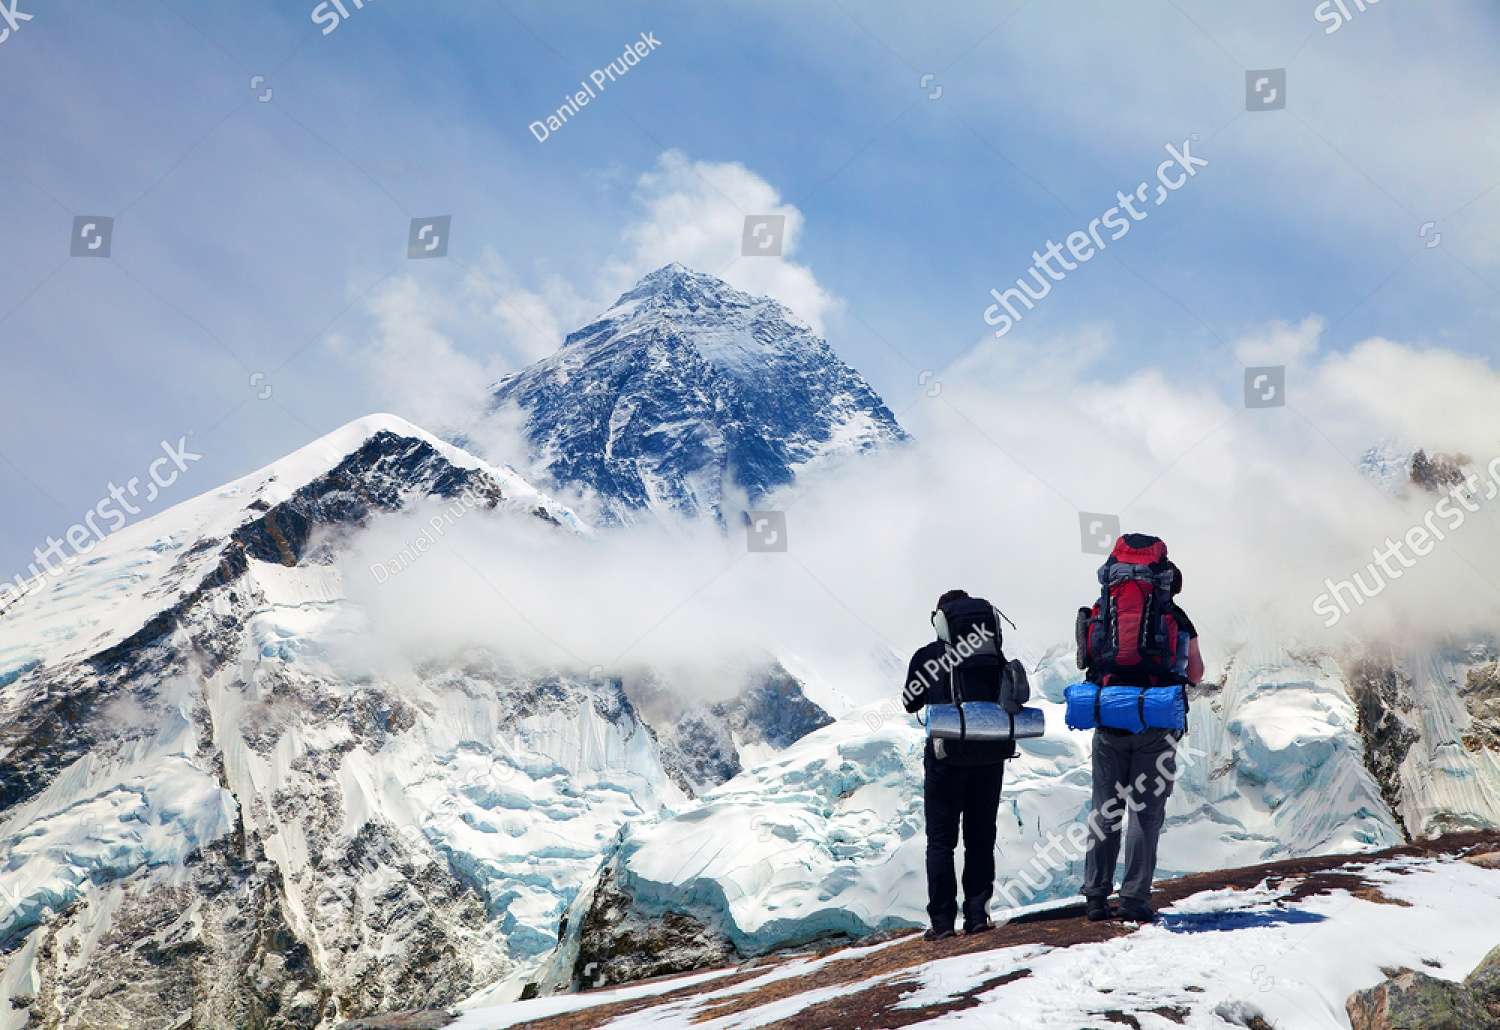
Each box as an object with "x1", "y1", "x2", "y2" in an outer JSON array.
[{"x1": 1082, "y1": 727, "x2": 1178, "y2": 902}]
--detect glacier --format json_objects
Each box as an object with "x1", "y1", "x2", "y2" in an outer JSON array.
[{"x1": 0, "y1": 414, "x2": 830, "y2": 1028}]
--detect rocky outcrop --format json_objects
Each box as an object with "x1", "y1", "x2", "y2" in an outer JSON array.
[
  {"x1": 1344, "y1": 655, "x2": 1420, "y2": 835},
  {"x1": 623, "y1": 667, "x2": 832, "y2": 796},
  {"x1": 569, "y1": 865, "x2": 737, "y2": 990},
  {"x1": 1465, "y1": 944, "x2": 1500, "y2": 1023},
  {"x1": 1460, "y1": 660, "x2": 1500, "y2": 753},
  {"x1": 1347, "y1": 939, "x2": 1500, "y2": 1029},
  {"x1": 1347, "y1": 969, "x2": 1485, "y2": 1029}
]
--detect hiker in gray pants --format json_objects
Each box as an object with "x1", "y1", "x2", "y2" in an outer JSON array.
[
  {"x1": 1074, "y1": 534, "x2": 1205, "y2": 923},
  {"x1": 1082, "y1": 726, "x2": 1178, "y2": 918}
]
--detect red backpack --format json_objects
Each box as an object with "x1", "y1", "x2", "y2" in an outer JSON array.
[{"x1": 1076, "y1": 534, "x2": 1185, "y2": 686}]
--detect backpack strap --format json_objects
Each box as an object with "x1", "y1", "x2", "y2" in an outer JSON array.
[
  {"x1": 948, "y1": 646, "x2": 965, "y2": 749},
  {"x1": 1093, "y1": 684, "x2": 1103, "y2": 728},
  {"x1": 1137, "y1": 686, "x2": 1148, "y2": 732}
]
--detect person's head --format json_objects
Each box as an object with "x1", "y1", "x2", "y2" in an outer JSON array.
[
  {"x1": 935, "y1": 588, "x2": 969, "y2": 610},
  {"x1": 931, "y1": 588, "x2": 968, "y2": 635}
]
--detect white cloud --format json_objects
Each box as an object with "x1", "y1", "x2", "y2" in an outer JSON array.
[
  {"x1": 599, "y1": 150, "x2": 839, "y2": 333},
  {"x1": 328, "y1": 277, "x2": 506, "y2": 439},
  {"x1": 1313, "y1": 336, "x2": 1500, "y2": 455},
  {"x1": 335, "y1": 318, "x2": 1500, "y2": 716},
  {"x1": 1233, "y1": 316, "x2": 1324, "y2": 368}
]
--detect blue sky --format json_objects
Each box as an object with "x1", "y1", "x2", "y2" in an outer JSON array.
[{"x1": 3, "y1": 0, "x2": 1499, "y2": 576}]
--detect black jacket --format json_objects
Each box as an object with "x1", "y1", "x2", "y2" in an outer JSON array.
[{"x1": 903, "y1": 640, "x2": 1015, "y2": 766}]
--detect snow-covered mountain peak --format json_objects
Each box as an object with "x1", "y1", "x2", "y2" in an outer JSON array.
[
  {"x1": 592, "y1": 263, "x2": 810, "y2": 338},
  {"x1": 0, "y1": 414, "x2": 583, "y2": 676},
  {"x1": 1359, "y1": 438, "x2": 1414, "y2": 493},
  {"x1": 485, "y1": 265, "x2": 907, "y2": 523}
]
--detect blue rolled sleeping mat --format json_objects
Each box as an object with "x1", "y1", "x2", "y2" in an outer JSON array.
[{"x1": 1064, "y1": 682, "x2": 1187, "y2": 733}]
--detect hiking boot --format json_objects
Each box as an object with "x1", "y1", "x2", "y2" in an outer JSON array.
[
  {"x1": 1118, "y1": 898, "x2": 1157, "y2": 923},
  {"x1": 1085, "y1": 896, "x2": 1112, "y2": 922},
  {"x1": 962, "y1": 918, "x2": 994, "y2": 936},
  {"x1": 923, "y1": 926, "x2": 956, "y2": 942}
]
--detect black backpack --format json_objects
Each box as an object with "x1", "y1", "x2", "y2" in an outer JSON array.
[{"x1": 933, "y1": 597, "x2": 1027, "y2": 710}]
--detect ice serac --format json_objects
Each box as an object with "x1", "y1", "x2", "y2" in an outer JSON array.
[
  {"x1": 0, "y1": 414, "x2": 830, "y2": 1029},
  {"x1": 562, "y1": 637, "x2": 1405, "y2": 987},
  {"x1": 483, "y1": 264, "x2": 908, "y2": 524}
]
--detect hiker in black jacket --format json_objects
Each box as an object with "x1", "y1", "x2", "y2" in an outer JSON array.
[{"x1": 903, "y1": 589, "x2": 1022, "y2": 940}]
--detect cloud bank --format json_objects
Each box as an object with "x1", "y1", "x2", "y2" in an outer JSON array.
[{"x1": 333, "y1": 317, "x2": 1500, "y2": 715}]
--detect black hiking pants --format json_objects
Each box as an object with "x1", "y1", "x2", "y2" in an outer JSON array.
[{"x1": 923, "y1": 753, "x2": 1005, "y2": 930}]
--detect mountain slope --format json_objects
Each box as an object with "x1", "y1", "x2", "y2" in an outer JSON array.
[
  {"x1": 483, "y1": 264, "x2": 908, "y2": 524},
  {"x1": 447, "y1": 832, "x2": 1500, "y2": 1030},
  {"x1": 1350, "y1": 446, "x2": 1500, "y2": 836},
  {"x1": 0, "y1": 415, "x2": 830, "y2": 1030}
]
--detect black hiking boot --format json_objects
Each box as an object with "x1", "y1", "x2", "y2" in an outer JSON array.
[
  {"x1": 923, "y1": 926, "x2": 956, "y2": 942},
  {"x1": 962, "y1": 918, "x2": 994, "y2": 936},
  {"x1": 1085, "y1": 896, "x2": 1112, "y2": 922},
  {"x1": 1118, "y1": 898, "x2": 1157, "y2": 923}
]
